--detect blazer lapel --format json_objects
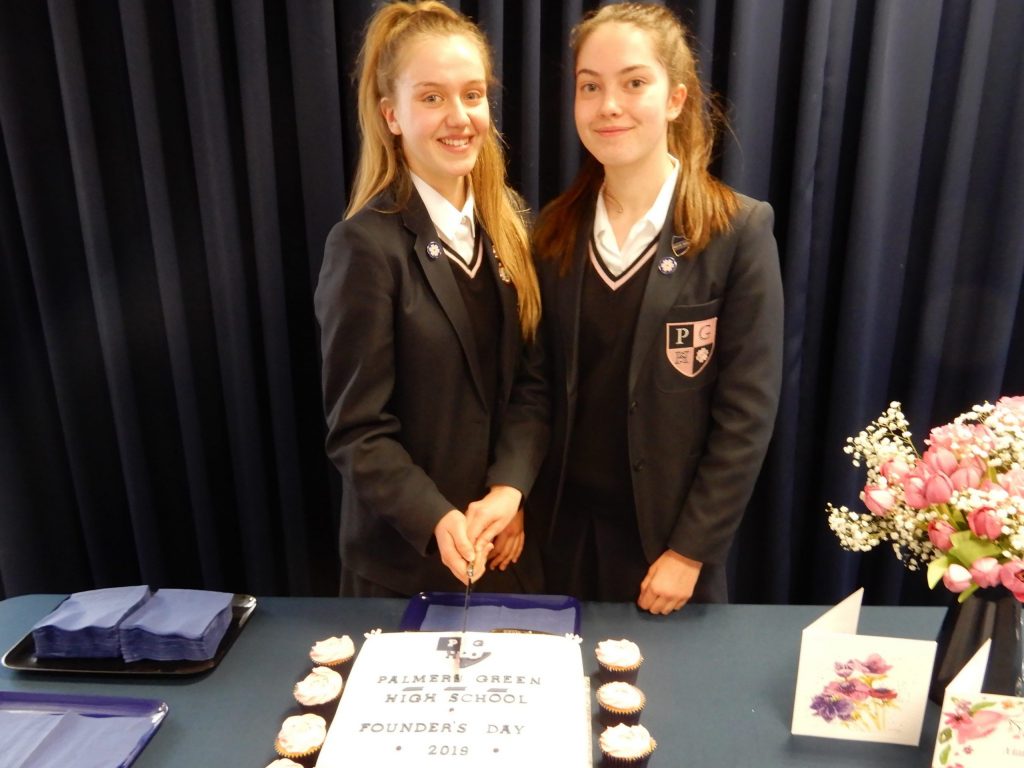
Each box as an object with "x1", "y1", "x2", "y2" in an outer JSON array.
[
  {"x1": 629, "y1": 221, "x2": 696, "y2": 395},
  {"x1": 558, "y1": 201, "x2": 595, "y2": 397},
  {"x1": 483, "y1": 229, "x2": 519, "y2": 403},
  {"x1": 402, "y1": 192, "x2": 487, "y2": 406}
]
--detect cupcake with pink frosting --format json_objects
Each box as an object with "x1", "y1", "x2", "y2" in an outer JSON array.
[{"x1": 599, "y1": 723, "x2": 657, "y2": 766}]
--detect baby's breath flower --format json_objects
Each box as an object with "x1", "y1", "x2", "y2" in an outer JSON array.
[{"x1": 825, "y1": 398, "x2": 1024, "y2": 584}]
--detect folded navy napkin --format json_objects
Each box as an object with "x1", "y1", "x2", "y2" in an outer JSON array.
[
  {"x1": 30, "y1": 586, "x2": 151, "y2": 658},
  {"x1": 118, "y1": 588, "x2": 234, "y2": 662}
]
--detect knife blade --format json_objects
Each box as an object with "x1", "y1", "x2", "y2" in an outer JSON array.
[{"x1": 456, "y1": 559, "x2": 474, "y2": 669}]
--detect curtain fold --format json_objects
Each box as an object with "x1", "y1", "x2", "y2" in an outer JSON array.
[
  {"x1": 119, "y1": 0, "x2": 225, "y2": 589},
  {"x1": 2, "y1": 0, "x2": 1023, "y2": 604}
]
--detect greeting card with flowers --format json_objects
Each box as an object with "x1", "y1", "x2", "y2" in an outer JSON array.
[
  {"x1": 792, "y1": 589, "x2": 936, "y2": 745},
  {"x1": 826, "y1": 397, "x2": 1024, "y2": 603},
  {"x1": 931, "y1": 640, "x2": 1024, "y2": 767}
]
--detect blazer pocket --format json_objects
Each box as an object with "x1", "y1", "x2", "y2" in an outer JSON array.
[{"x1": 654, "y1": 298, "x2": 723, "y2": 393}]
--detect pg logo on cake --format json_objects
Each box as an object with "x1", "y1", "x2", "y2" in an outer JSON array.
[
  {"x1": 437, "y1": 636, "x2": 491, "y2": 667},
  {"x1": 665, "y1": 318, "x2": 717, "y2": 377}
]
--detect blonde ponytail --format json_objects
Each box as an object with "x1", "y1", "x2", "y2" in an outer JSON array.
[{"x1": 347, "y1": 1, "x2": 539, "y2": 338}]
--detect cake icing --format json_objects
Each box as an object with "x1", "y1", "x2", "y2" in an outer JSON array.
[{"x1": 317, "y1": 631, "x2": 589, "y2": 767}]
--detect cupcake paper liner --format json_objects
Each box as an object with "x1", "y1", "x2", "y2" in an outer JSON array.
[
  {"x1": 273, "y1": 744, "x2": 321, "y2": 768},
  {"x1": 600, "y1": 737, "x2": 657, "y2": 767},
  {"x1": 597, "y1": 658, "x2": 643, "y2": 685},
  {"x1": 598, "y1": 702, "x2": 644, "y2": 727}
]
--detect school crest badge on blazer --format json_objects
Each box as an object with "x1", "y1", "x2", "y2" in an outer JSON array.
[{"x1": 665, "y1": 318, "x2": 717, "y2": 377}]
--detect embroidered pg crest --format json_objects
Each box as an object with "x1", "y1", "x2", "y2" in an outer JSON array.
[{"x1": 665, "y1": 318, "x2": 717, "y2": 377}]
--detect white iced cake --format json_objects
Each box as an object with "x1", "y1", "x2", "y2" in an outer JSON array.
[{"x1": 316, "y1": 631, "x2": 590, "y2": 766}]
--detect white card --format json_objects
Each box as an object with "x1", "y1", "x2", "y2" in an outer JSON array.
[
  {"x1": 791, "y1": 589, "x2": 937, "y2": 746},
  {"x1": 931, "y1": 640, "x2": 1024, "y2": 767}
]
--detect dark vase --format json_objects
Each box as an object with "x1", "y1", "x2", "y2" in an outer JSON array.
[{"x1": 929, "y1": 586, "x2": 1024, "y2": 704}]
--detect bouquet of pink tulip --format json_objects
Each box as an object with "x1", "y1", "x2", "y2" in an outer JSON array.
[{"x1": 827, "y1": 396, "x2": 1024, "y2": 603}]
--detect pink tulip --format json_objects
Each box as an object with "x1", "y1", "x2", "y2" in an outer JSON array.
[
  {"x1": 997, "y1": 395, "x2": 1024, "y2": 411},
  {"x1": 998, "y1": 466, "x2": 1024, "y2": 497},
  {"x1": 968, "y1": 424, "x2": 996, "y2": 453},
  {"x1": 967, "y1": 507, "x2": 1003, "y2": 540},
  {"x1": 1000, "y1": 560, "x2": 1024, "y2": 601},
  {"x1": 903, "y1": 468, "x2": 931, "y2": 509},
  {"x1": 969, "y1": 557, "x2": 1002, "y2": 588},
  {"x1": 949, "y1": 457, "x2": 985, "y2": 491},
  {"x1": 928, "y1": 520, "x2": 956, "y2": 551},
  {"x1": 928, "y1": 424, "x2": 969, "y2": 450},
  {"x1": 924, "y1": 473, "x2": 954, "y2": 504},
  {"x1": 861, "y1": 485, "x2": 895, "y2": 516},
  {"x1": 880, "y1": 458, "x2": 911, "y2": 483},
  {"x1": 923, "y1": 446, "x2": 959, "y2": 476},
  {"x1": 942, "y1": 564, "x2": 973, "y2": 593}
]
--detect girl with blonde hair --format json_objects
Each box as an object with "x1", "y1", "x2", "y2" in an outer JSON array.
[
  {"x1": 315, "y1": 1, "x2": 546, "y2": 596},
  {"x1": 531, "y1": 2, "x2": 783, "y2": 613}
]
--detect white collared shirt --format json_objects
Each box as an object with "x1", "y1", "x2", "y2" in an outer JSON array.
[
  {"x1": 410, "y1": 173, "x2": 476, "y2": 265},
  {"x1": 593, "y1": 155, "x2": 680, "y2": 277}
]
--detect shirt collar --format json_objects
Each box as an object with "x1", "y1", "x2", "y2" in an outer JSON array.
[
  {"x1": 410, "y1": 172, "x2": 475, "y2": 243},
  {"x1": 594, "y1": 154, "x2": 680, "y2": 242}
]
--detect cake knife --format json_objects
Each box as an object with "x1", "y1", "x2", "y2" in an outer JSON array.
[{"x1": 456, "y1": 558, "x2": 474, "y2": 669}]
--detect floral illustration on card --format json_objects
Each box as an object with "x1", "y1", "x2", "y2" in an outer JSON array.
[
  {"x1": 809, "y1": 653, "x2": 900, "y2": 731},
  {"x1": 934, "y1": 696, "x2": 1024, "y2": 766}
]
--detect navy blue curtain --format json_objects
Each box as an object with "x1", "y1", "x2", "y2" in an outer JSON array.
[{"x1": 1, "y1": 0, "x2": 1022, "y2": 604}]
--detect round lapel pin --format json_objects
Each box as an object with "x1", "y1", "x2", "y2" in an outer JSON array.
[
  {"x1": 658, "y1": 255, "x2": 678, "y2": 275},
  {"x1": 426, "y1": 241, "x2": 442, "y2": 260}
]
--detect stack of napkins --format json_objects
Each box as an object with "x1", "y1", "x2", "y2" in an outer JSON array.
[
  {"x1": 118, "y1": 589, "x2": 234, "y2": 662},
  {"x1": 31, "y1": 586, "x2": 234, "y2": 662},
  {"x1": 31, "y1": 586, "x2": 151, "y2": 658}
]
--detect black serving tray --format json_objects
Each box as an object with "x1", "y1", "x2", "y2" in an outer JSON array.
[{"x1": 1, "y1": 594, "x2": 256, "y2": 676}]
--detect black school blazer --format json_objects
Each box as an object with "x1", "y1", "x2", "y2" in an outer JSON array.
[
  {"x1": 532, "y1": 191, "x2": 783, "y2": 600},
  {"x1": 314, "y1": 187, "x2": 548, "y2": 595}
]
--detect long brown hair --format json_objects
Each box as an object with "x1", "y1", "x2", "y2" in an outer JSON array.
[
  {"x1": 534, "y1": 2, "x2": 738, "y2": 273},
  {"x1": 347, "y1": 0, "x2": 540, "y2": 338}
]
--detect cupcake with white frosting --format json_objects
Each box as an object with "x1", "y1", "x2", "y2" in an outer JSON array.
[
  {"x1": 595, "y1": 638, "x2": 643, "y2": 683},
  {"x1": 309, "y1": 634, "x2": 355, "y2": 673},
  {"x1": 596, "y1": 681, "x2": 646, "y2": 726},
  {"x1": 599, "y1": 723, "x2": 657, "y2": 766},
  {"x1": 293, "y1": 665, "x2": 344, "y2": 722},
  {"x1": 264, "y1": 760, "x2": 303, "y2": 768},
  {"x1": 273, "y1": 713, "x2": 326, "y2": 766}
]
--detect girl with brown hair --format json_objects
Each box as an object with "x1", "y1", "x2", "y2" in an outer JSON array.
[{"x1": 531, "y1": 2, "x2": 783, "y2": 613}]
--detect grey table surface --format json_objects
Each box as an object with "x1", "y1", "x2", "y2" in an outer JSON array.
[{"x1": 0, "y1": 594, "x2": 946, "y2": 767}]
